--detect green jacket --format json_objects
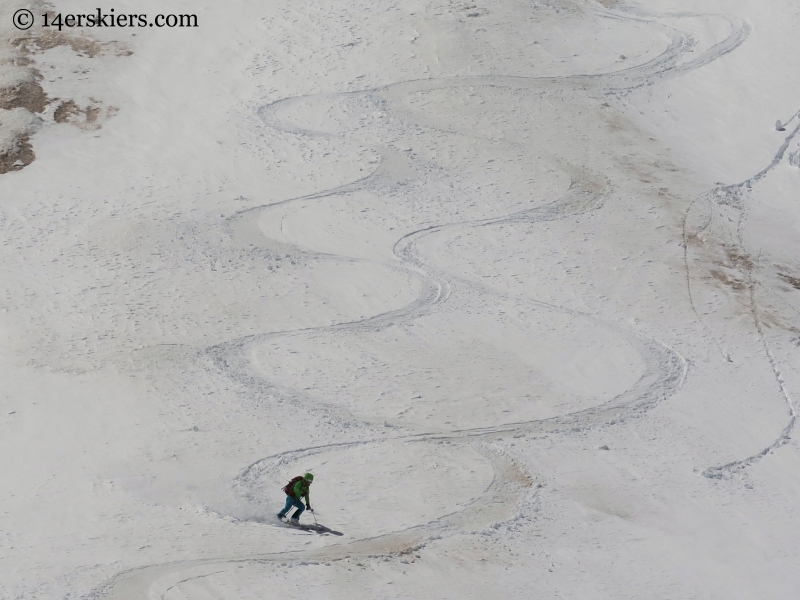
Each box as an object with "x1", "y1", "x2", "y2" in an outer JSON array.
[{"x1": 291, "y1": 479, "x2": 311, "y2": 507}]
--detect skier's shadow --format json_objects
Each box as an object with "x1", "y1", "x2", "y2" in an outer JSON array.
[
  {"x1": 250, "y1": 516, "x2": 345, "y2": 536},
  {"x1": 281, "y1": 520, "x2": 345, "y2": 536}
]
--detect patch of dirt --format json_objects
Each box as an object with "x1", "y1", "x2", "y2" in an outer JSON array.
[
  {"x1": 12, "y1": 30, "x2": 104, "y2": 58},
  {"x1": 1, "y1": 24, "x2": 131, "y2": 178},
  {"x1": 691, "y1": 225, "x2": 799, "y2": 333},
  {"x1": 598, "y1": 0, "x2": 618, "y2": 6},
  {"x1": 9, "y1": 56, "x2": 34, "y2": 67},
  {"x1": 710, "y1": 269, "x2": 747, "y2": 292},
  {"x1": 449, "y1": 1, "x2": 488, "y2": 17},
  {"x1": 603, "y1": 112, "x2": 629, "y2": 133},
  {"x1": 779, "y1": 273, "x2": 800, "y2": 291},
  {"x1": 53, "y1": 100, "x2": 78, "y2": 123},
  {"x1": 0, "y1": 81, "x2": 48, "y2": 113},
  {"x1": 705, "y1": 245, "x2": 753, "y2": 293},
  {"x1": 688, "y1": 230, "x2": 754, "y2": 279},
  {"x1": 53, "y1": 100, "x2": 108, "y2": 130},
  {"x1": 0, "y1": 135, "x2": 35, "y2": 174},
  {"x1": 503, "y1": 456, "x2": 534, "y2": 488},
  {"x1": 722, "y1": 245, "x2": 754, "y2": 271}
]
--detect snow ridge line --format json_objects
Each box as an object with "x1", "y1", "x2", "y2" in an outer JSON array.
[{"x1": 89, "y1": 7, "x2": 750, "y2": 599}]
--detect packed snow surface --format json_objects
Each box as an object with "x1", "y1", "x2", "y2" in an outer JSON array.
[{"x1": 1, "y1": 0, "x2": 799, "y2": 598}]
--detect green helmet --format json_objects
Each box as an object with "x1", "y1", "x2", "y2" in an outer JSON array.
[{"x1": 304, "y1": 473, "x2": 314, "y2": 482}]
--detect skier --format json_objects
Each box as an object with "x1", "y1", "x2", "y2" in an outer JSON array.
[{"x1": 277, "y1": 472, "x2": 314, "y2": 523}]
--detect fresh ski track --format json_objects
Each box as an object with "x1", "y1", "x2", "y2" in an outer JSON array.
[
  {"x1": 89, "y1": 9, "x2": 782, "y2": 599},
  {"x1": 685, "y1": 117, "x2": 800, "y2": 479}
]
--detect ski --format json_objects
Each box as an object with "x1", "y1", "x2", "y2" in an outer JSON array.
[{"x1": 277, "y1": 517, "x2": 344, "y2": 536}]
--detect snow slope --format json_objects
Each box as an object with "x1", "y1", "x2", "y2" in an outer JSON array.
[{"x1": 1, "y1": 0, "x2": 799, "y2": 598}]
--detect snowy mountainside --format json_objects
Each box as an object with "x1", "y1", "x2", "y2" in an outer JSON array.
[{"x1": 1, "y1": 0, "x2": 799, "y2": 598}]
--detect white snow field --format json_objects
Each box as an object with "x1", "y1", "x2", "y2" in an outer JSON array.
[{"x1": 1, "y1": 0, "x2": 800, "y2": 597}]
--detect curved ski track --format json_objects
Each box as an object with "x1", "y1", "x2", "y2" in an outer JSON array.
[
  {"x1": 91, "y1": 9, "x2": 768, "y2": 599},
  {"x1": 685, "y1": 118, "x2": 800, "y2": 479}
]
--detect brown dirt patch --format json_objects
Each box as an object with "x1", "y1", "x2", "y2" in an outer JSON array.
[
  {"x1": 53, "y1": 100, "x2": 79, "y2": 123},
  {"x1": 0, "y1": 135, "x2": 35, "y2": 174},
  {"x1": 1, "y1": 22, "x2": 130, "y2": 178},
  {"x1": 0, "y1": 81, "x2": 48, "y2": 113},
  {"x1": 12, "y1": 30, "x2": 103, "y2": 57},
  {"x1": 779, "y1": 273, "x2": 800, "y2": 291},
  {"x1": 722, "y1": 245, "x2": 754, "y2": 271},
  {"x1": 705, "y1": 245, "x2": 753, "y2": 293},
  {"x1": 10, "y1": 57, "x2": 34, "y2": 67},
  {"x1": 505, "y1": 457, "x2": 534, "y2": 488},
  {"x1": 85, "y1": 105, "x2": 101, "y2": 123},
  {"x1": 12, "y1": 29, "x2": 132, "y2": 58},
  {"x1": 54, "y1": 100, "x2": 104, "y2": 129},
  {"x1": 710, "y1": 269, "x2": 747, "y2": 292}
]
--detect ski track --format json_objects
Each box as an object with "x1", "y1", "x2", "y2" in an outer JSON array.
[
  {"x1": 89, "y1": 8, "x2": 774, "y2": 599},
  {"x1": 688, "y1": 118, "x2": 800, "y2": 479}
]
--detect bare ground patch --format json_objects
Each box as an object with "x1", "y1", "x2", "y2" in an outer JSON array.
[
  {"x1": 0, "y1": 74, "x2": 47, "y2": 175},
  {"x1": 704, "y1": 243, "x2": 755, "y2": 293},
  {"x1": 687, "y1": 208, "x2": 800, "y2": 334},
  {"x1": 0, "y1": 80, "x2": 48, "y2": 113},
  {"x1": 709, "y1": 268, "x2": 747, "y2": 292},
  {"x1": 692, "y1": 239, "x2": 752, "y2": 296},
  {"x1": 0, "y1": 134, "x2": 35, "y2": 174},
  {"x1": 687, "y1": 225, "x2": 755, "y2": 294},
  {"x1": 1, "y1": 27, "x2": 131, "y2": 176},
  {"x1": 53, "y1": 99, "x2": 107, "y2": 130},
  {"x1": 11, "y1": 29, "x2": 131, "y2": 58},
  {"x1": 779, "y1": 272, "x2": 800, "y2": 291}
]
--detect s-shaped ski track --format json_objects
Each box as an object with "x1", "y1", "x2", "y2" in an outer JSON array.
[{"x1": 91, "y1": 8, "x2": 766, "y2": 599}]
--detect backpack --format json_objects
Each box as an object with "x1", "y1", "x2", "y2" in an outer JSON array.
[{"x1": 282, "y1": 476, "x2": 304, "y2": 497}]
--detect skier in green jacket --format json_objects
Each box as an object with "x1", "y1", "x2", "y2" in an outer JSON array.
[{"x1": 277, "y1": 473, "x2": 314, "y2": 523}]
